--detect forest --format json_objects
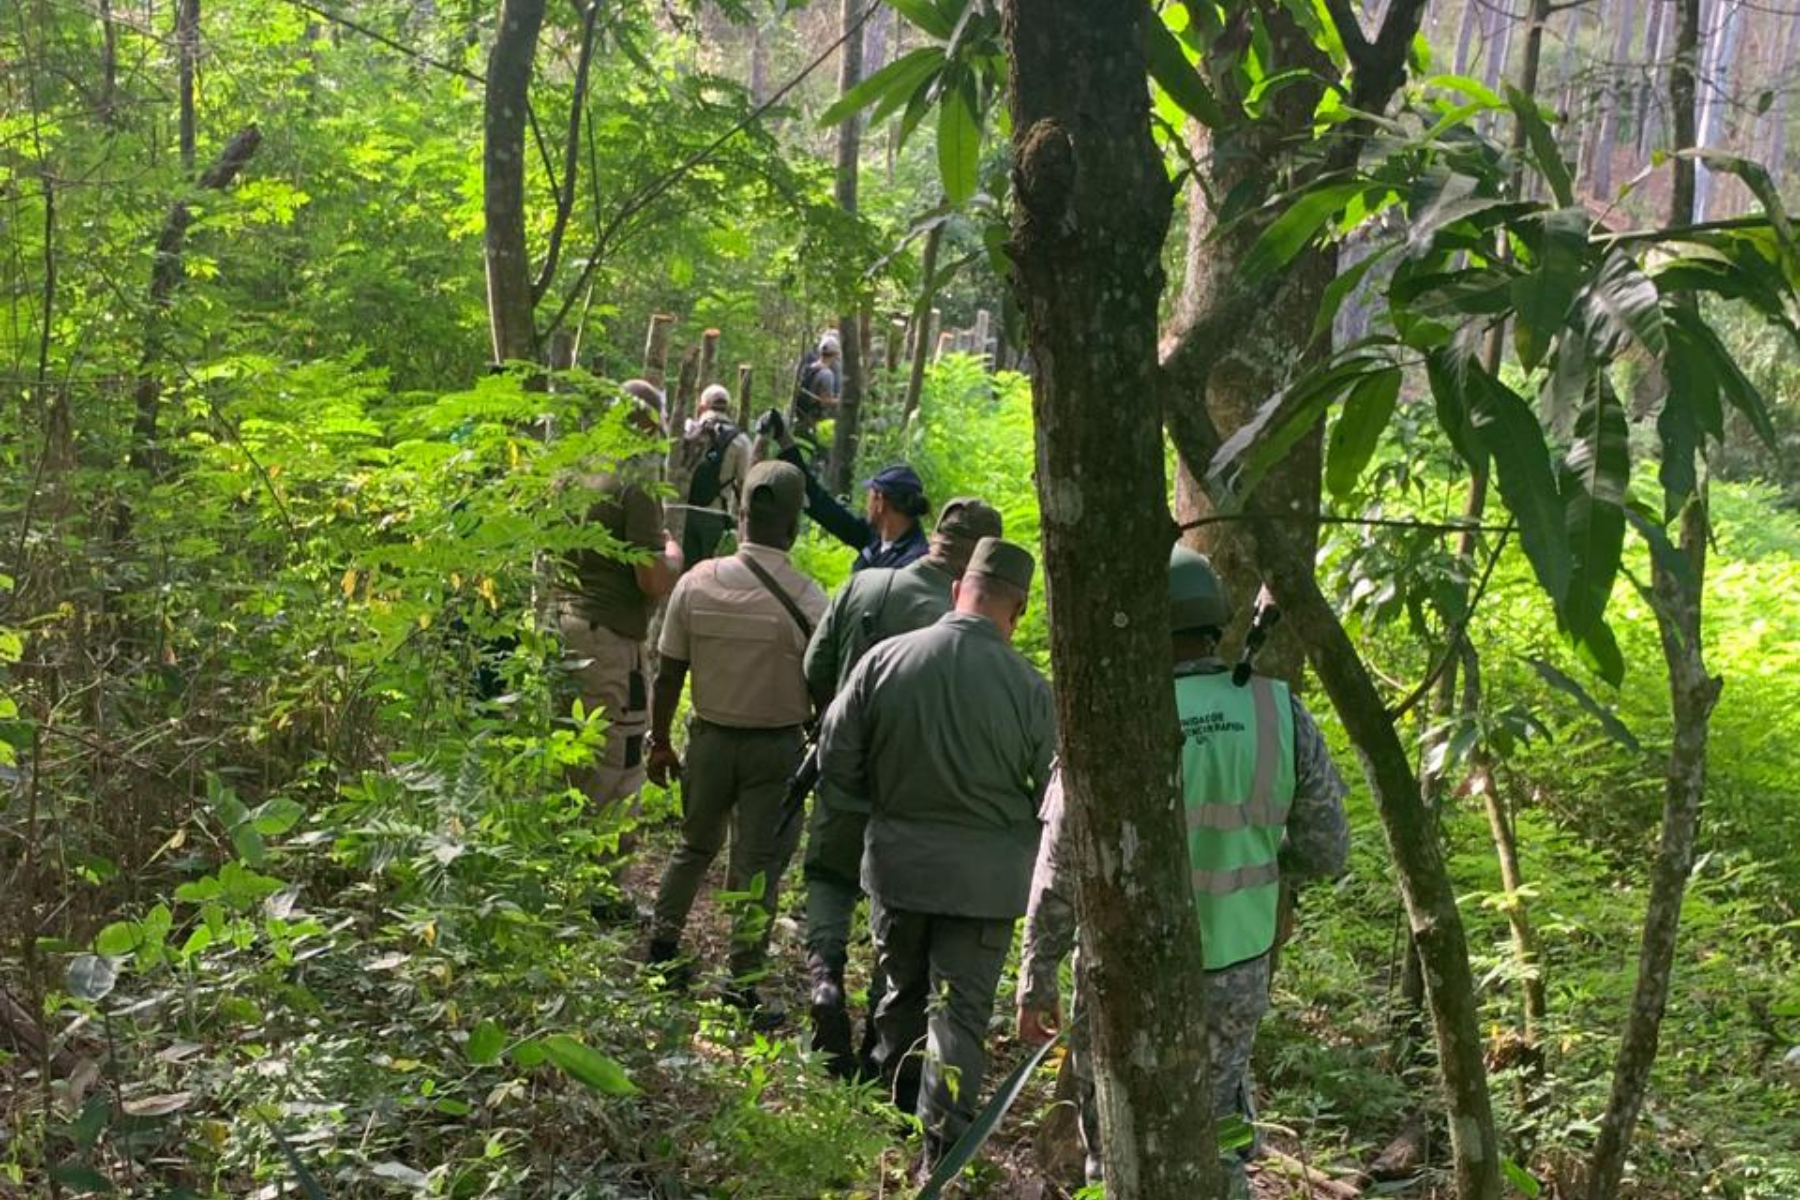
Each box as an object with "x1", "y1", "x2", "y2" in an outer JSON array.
[{"x1": 3, "y1": 0, "x2": 1799, "y2": 1198}]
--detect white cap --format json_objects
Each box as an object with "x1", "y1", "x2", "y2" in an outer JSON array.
[
  {"x1": 818, "y1": 333, "x2": 841, "y2": 357},
  {"x1": 701, "y1": 383, "x2": 732, "y2": 411}
]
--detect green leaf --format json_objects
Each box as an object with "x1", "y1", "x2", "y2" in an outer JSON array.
[
  {"x1": 1560, "y1": 378, "x2": 1629, "y2": 680},
  {"x1": 1624, "y1": 505, "x2": 1698, "y2": 594},
  {"x1": 1208, "y1": 357, "x2": 1387, "y2": 506},
  {"x1": 1501, "y1": 1155, "x2": 1543, "y2": 1198},
  {"x1": 467, "y1": 1019, "x2": 506, "y2": 1066},
  {"x1": 1243, "y1": 182, "x2": 1371, "y2": 282},
  {"x1": 66, "y1": 955, "x2": 118, "y2": 1002},
  {"x1": 887, "y1": 0, "x2": 955, "y2": 41},
  {"x1": 509, "y1": 1038, "x2": 547, "y2": 1068},
  {"x1": 265, "y1": 1122, "x2": 330, "y2": 1200},
  {"x1": 936, "y1": 78, "x2": 980, "y2": 206},
  {"x1": 1506, "y1": 85, "x2": 1574, "y2": 207},
  {"x1": 94, "y1": 921, "x2": 142, "y2": 957},
  {"x1": 1325, "y1": 367, "x2": 1401, "y2": 500},
  {"x1": 1424, "y1": 344, "x2": 1488, "y2": 473},
  {"x1": 1668, "y1": 305, "x2": 1778, "y2": 448},
  {"x1": 1313, "y1": 244, "x2": 1393, "y2": 341},
  {"x1": 541, "y1": 1034, "x2": 638, "y2": 1096},
  {"x1": 1511, "y1": 207, "x2": 1589, "y2": 372},
  {"x1": 1526, "y1": 657, "x2": 1640, "y2": 751},
  {"x1": 49, "y1": 1163, "x2": 115, "y2": 1194},
  {"x1": 1459, "y1": 359, "x2": 1572, "y2": 608},
  {"x1": 1581, "y1": 251, "x2": 1666, "y2": 358},
  {"x1": 231, "y1": 823, "x2": 268, "y2": 866},
  {"x1": 917, "y1": 1028, "x2": 1063, "y2": 1199},
  {"x1": 819, "y1": 47, "x2": 943, "y2": 127},
  {"x1": 1144, "y1": 14, "x2": 1226, "y2": 128},
  {"x1": 250, "y1": 798, "x2": 304, "y2": 837}
]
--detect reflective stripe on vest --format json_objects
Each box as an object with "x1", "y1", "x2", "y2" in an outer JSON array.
[{"x1": 1177, "y1": 672, "x2": 1296, "y2": 970}]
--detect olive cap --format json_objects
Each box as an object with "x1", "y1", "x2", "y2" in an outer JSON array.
[
  {"x1": 1169, "y1": 544, "x2": 1231, "y2": 632},
  {"x1": 935, "y1": 497, "x2": 1003, "y2": 543},
  {"x1": 967, "y1": 537, "x2": 1035, "y2": 593},
  {"x1": 744, "y1": 460, "x2": 806, "y2": 520}
]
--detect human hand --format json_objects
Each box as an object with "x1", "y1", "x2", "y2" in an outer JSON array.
[
  {"x1": 1017, "y1": 1004, "x2": 1060, "y2": 1046},
  {"x1": 646, "y1": 741, "x2": 682, "y2": 788}
]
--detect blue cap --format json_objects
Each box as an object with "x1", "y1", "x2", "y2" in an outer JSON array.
[{"x1": 863, "y1": 464, "x2": 925, "y2": 499}]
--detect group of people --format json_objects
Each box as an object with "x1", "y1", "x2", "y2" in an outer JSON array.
[{"x1": 552, "y1": 349, "x2": 1351, "y2": 1192}]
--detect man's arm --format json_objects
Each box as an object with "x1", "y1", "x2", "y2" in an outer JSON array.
[
  {"x1": 816, "y1": 655, "x2": 875, "y2": 802},
  {"x1": 1281, "y1": 697, "x2": 1350, "y2": 879},
  {"x1": 646, "y1": 656, "x2": 689, "y2": 786},
  {"x1": 633, "y1": 532, "x2": 684, "y2": 599},
  {"x1": 804, "y1": 585, "x2": 852, "y2": 711},
  {"x1": 623, "y1": 487, "x2": 683, "y2": 599},
  {"x1": 1018, "y1": 770, "x2": 1076, "y2": 1042}
]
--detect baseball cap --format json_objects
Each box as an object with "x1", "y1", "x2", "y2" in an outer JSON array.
[
  {"x1": 744, "y1": 459, "x2": 806, "y2": 520},
  {"x1": 863, "y1": 464, "x2": 925, "y2": 501},
  {"x1": 935, "y1": 497, "x2": 1003, "y2": 542},
  {"x1": 967, "y1": 537, "x2": 1035, "y2": 592}
]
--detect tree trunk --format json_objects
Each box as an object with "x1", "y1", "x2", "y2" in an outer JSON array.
[
  {"x1": 901, "y1": 221, "x2": 944, "y2": 426},
  {"x1": 1694, "y1": 0, "x2": 1744, "y2": 219},
  {"x1": 483, "y1": 0, "x2": 546, "y2": 367},
  {"x1": 177, "y1": 0, "x2": 200, "y2": 172},
  {"x1": 128, "y1": 125, "x2": 261, "y2": 473},
  {"x1": 1635, "y1": 0, "x2": 1668, "y2": 159},
  {"x1": 1586, "y1": 3, "x2": 1724, "y2": 1190},
  {"x1": 1763, "y1": 14, "x2": 1799, "y2": 179},
  {"x1": 1455, "y1": 0, "x2": 1482, "y2": 74},
  {"x1": 829, "y1": 0, "x2": 866, "y2": 493},
  {"x1": 735, "y1": 362, "x2": 753, "y2": 429},
  {"x1": 1168, "y1": 5, "x2": 1331, "y2": 682},
  {"x1": 643, "y1": 311, "x2": 674, "y2": 391},
  {"x1": 99, "y1": 0, "x2": 118, "y2": 125},
  {"x1": 1006, "y1": 3, "x2": 1219, "y2": 1196}
]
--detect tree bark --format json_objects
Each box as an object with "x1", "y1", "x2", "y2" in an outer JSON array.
[
  {"x1": 1588, "y1": 0, "x2": 1639, "y2": 197},
  {"x1": 1694, "y1": 0, "x2": 1744, "y2": 219},
  {"x1": 1006, "y1": 3, "x2": 1219, "y2": 1196},
  {"x1": 1168, "y1": 3, "x2": 1332, "y2": 682},
  {"x1": 1586, "y1": 2, "x2": 1724, "y2": 1190},
  {"x1": 99, "y1": 0, "x2": 118, "y2": 126},
  {"x1": 829, "y1": 0, "x2": 866, "y2": 494},
  {"x1": 1635, "y1": 0, "x2": 1668, "y2": 159},
  {"x1": 483, "y1": 0, "x2": 547, "y2": 367},
  {"x1": 177, "y1": 0, "x2": 200, "y2": 172},
  {"x1": 532, "y1": 0, "x2": 600, "y2": 305},
  {"x1": 129, "y1": 125, "x2": 261, "y2": 472}
]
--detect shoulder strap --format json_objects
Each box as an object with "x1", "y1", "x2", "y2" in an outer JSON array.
[{"x1": 739, "y1": 552, "x2": 814, "y2": 640}]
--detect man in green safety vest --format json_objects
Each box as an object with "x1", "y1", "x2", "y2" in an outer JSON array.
[{"x1": 1016, "y1": 545, "x2": 1349, "y2": 1195}]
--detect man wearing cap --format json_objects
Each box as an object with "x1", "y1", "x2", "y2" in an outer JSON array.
[
  {"x1": 799, "y1": 497, "x2": 1006, "y2": 1077},
  {"x1": 1015, "y1": 546, "x2": 1349, "y2": 1192},
  {"x1": 557, "y1": 384, "x2": 683, "y2": 918},
  {"x1": 644, "y1": 460, "x2": 829, "y2": 1016},
  {"x1": 680, "y1": 384, "x2": 752, "y2": 566},
  {"x1": 817, "y1": 537, "x2": 1054, "y2": 1167},
  {"x1": 767, "y1": 430, "x2": 930, "y2": 573}
]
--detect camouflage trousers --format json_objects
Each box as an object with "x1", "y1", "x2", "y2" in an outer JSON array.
[{"x1": 1071, "y1": 950, "x2": 1270, "y2": 1190}]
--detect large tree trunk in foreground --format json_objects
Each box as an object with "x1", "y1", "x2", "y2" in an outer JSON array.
[
  {"x1": 483, "y1": 0, "x2": 546, "y2": 367},
  {"x1": 1006, "y1": 2, "x2": 1218, "y2": 1196},
  {"x1": 828, "y1": 0, "x2": 866, "y2": 493},
  {"x1": 1586, "y1": 2, "x2": 1722, "y2": 1191}
]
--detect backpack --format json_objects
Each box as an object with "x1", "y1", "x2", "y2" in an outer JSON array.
[
  {"x1": 687, "y1": 417, "x2": 742, "y2": 509},
  {"x1": 791, "y1": 351, "x2": 827, "y2": 419}
]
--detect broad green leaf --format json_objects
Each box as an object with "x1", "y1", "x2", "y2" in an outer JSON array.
[
  {"x1": 1661, "y1": 313, "x2": 1724, "y2": 441},
  {"x1": 1505, "y1": 85, "x2": 1574, "y2": 207},
  {"x1": 541, "y1": 1034, "x2": 638, "y2": 1095},
  {"x1": 251, "y1": 798, "x2": 305, "y2": 837},
  {"x1": 1511, "y1": 207, "x2": 1588, "y2": 372},
  {"x1": 819, "y1": 48, "x2": 942, "y2": 127},
  {"x1": 1502, "y1": 1155, "x2": 1543, "y2": 1198},
  {"x1": 1207, "y1": 357, "x2": 1387, "y2": 505},
  {"x1": 887, "y1": 0, "x2": 955, "y2": 41},
  {"x1": 509, "y1": 1038, "x2": 547, "y2": 1068},
  {"x1": 1312, "y1": 243, "x2": 1393, "y2": 341},
  {"x1": 467, "y1": 1019, "x2": 506, "y2": 1066},
  {"x1": 1525, "y1": 657, "x2": 1640, "y2": 751},
  {"x1": 1560, "y1": 379, "x2": 1629, "y2": 679},
  {"x1": 1242, "y1": 182, "x2": 1370, "y2": 282},
  {"x1": 94, "y1": 921, "x2": 142, "y2": 957},
  {"x1": 917, "y1": 1028, "x2": 1063, "y2": 1199},
  {"x1": 1684, "y1": 151, "x2": 1798, "y2": 267},
  {"x1": 1325, "y1": 367, "x2": 1401, "y2": 500},
  {"x1": 936, "y1": 78, "x2": 980, "y2": 207},
  {"x1": 1581, "y1": 251, "x2": 1666, "y2": 358},
  {"x1": 1144, "y1": 14, "x2": 1225, "y2": 128},
  {"x1": 67, "y1": 954, "x2": 118, "y2": 1002},
  {"x1": 1458, "y1": 359, "x2": 1572, "y2": 608},
  {"x1": 1668, "y1": 305, "x2": 1778, "y2": 448},
  {"x1": 1424, "y1": 345, "x2": 1488, "y2": 472},
  {"x1": 231, "y1": 823, "x2": 268, "y2": 866}
]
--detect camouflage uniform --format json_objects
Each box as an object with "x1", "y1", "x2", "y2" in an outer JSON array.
[{"x1": 1018, "y1": 658, "x2": 1349, "y2": 1187}]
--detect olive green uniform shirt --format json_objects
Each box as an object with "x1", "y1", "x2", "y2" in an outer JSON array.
[
  {"x1": 818, "y1": 611, "x2": 1055, "y2": 920},
  {"x1": 804, "y1": 558, "x2": 957, "y2": 707},
  {"x1": 559, "y1": 472, "x2": 663, "y2": 640}
]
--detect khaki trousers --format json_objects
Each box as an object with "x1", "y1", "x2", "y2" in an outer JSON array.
[{"x1": 558, "y1": 610, "x2": 649, "y2": 811}]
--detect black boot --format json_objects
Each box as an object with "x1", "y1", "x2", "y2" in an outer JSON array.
[{"x1": 807, "y1": 953, "x2": 856, "y2": 1078}]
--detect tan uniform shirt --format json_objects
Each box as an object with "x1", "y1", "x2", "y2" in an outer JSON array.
[{"x1": 659, "y1": 543, "x2": 828, "y2": 729}]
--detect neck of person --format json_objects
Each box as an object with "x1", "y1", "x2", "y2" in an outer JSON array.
[{"x1": 875, "y1": 512, "x2": 914, "y2": 546}]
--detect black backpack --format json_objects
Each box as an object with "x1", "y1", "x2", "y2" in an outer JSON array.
[
  {"x1": 687, "y1": 418, "x2": 741, "y2": 508},
  {"x1": 791, "y1": 350, "x2": 826, "y2": 419}
]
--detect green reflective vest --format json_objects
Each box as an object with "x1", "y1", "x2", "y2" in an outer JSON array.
[{"x1": 1177, "y1": 671, "x2": 1296, "y2": 970}]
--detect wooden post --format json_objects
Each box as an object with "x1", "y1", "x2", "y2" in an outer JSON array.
[
  {"x1": 890, "y1": 318, "x2": 909, "y2": 370},
  {"x1": 935, "y1": 330, "x2": 955, "y2": 360},
  {"x1": 661, "y1": 345, "x2": 703, "y2": 544},
  {"x1": 974, "y1": 308, "x2": 992, "y2": 364},
  {"x1": 642, "y1": 313, "x2": 675, "y2": 388},
  {"x1": 699, "y1": 327, "x2": 721, "y2": 385},
  {"x1": 736, "y1": 362, "x2": 754, "y2": 429}
]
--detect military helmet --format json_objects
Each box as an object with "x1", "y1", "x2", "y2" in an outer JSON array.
[{"x1": 1169, "y1": 544, "x2": 1230, "y2": 633}]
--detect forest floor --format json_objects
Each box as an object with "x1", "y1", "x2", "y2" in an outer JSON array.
[{"x1": 616, "y1": 823, "x2": 1381, "y2": 1200}]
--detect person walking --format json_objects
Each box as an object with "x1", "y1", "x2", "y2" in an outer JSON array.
[
  {"x1": 800, "y1": 497, "x2": 1005, "y2": 1077},
  {"x1": 1015, "y1": 545, "x2": 1350, "y2": 1194},
  {"x1": 817, "y1": 537, "x2": 1054, "y2": 1169},
  {"x1": 644, "y1": 460, "x2": 828, "y2": 1021}
]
